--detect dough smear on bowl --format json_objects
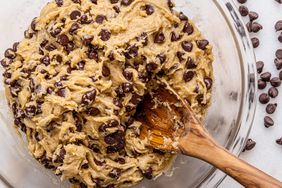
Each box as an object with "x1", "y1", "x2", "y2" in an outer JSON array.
[{"x1": 1, "y1": 0, "x2": 213, "y2": 187}]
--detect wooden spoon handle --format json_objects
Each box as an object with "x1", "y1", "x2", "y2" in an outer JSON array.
[{"x1": 179, "y1": 125, "x2": 282, "y2": 188}]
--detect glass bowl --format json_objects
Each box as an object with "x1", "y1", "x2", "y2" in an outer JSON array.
[{"x1": 0, "y1": 0, "x2": 257, "y2": 187}]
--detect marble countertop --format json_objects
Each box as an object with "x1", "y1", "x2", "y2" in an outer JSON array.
[{"x1": 221, "y1": 0, "x2": 282, "y2": 187}]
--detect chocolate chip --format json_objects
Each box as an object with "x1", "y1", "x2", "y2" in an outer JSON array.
[
  {"x1": 80, "y1": 14, "x2": 92, "y2": 24},
  {"x1": 69, "y1": 23, "x2": 79, "y2": 34},
  {"x1": 1, "y1": 59, "x2": 9, "y2": 68},
  {"x1": 126, "y1": 45, "x2": 139, "y2": 58},
  {"x1": 237, "y1": 0, "x2": 247, "y2": 3},
  {"x1": 50, "y1": 28, "x2": 62, "y2": 37},
  {"x1": 276, "y1": 49, "x2": 282, "y2": 59},
  {"x1": 258, "y1": 79, "x2": 267, "y2": 90},
  {"x1": 276, "y1": 138, "x2": 282, "y2": 145},
  {"x1": 4, "y1": 48, "x2": 16, "y2": 59},
  {"x1": 156, "y1": 53, "x2": 167, "y2": 64},
  {"x1": 143, "y1": 167, "x2": 153, "y2": 179},
  {"x1": 40, "y1": 56, "x2": 50, "y2": 66},
  {"x1": 72, "y1": 0, "x2": 81, "y2": 4},
  {"x1": 25, "y1": 105, "x2": 36, "y2": 117},
  {"x1": 178, "y1": 12, "x2": 188, "y2": 21},
  {"x1": 86, "y1": 107, "x2": 100, "y2": 116},
  {"x1": 130, "y1": 93, "x2": 142, "y2": 105},
  {"x1": 122, "y1": 83, "x2": 133, "y2": 93},
  {"x1": 183, "y1": 71, "x2": 194, "y2": 82},
  {"x1": 139, "y1": 72, "x2": 150, "y2": 83},
  {"x1": 266, "y1": 103, "x2": 277, "y2": 114},
  {"x1": 115, "y1": 85, "x2": 125, "y2": 97},
  {"x1": 70, "y1": 10, "x2": 81, "y2": 20},
  {"x1": 264, "y1": 116, "x2": 274, "y2": 128},
  {"x1": 110, "y1": 0, "x2": 119, "y2": 3},
  {"x1": 249, "y1": 11, "x2": 258, "y2": 21},
  {"x1": 102, "y1": 65, "x2": 111, "y2": 77},
  {"x1": 197, "y1": 40, "x2": 209, "y2": 50},
  {"x1": 146, "y1": 62, "x2": 158, "y2": 72},
  {"x1": 171, "y1": 31, "x2": 181, "y2": 42},
  {"x1": 181, "y1": 41, "x2": 193, "y2": 52},
  {"x1": 239, "y1": 6, "x2": 249, "y2": 16},
  {"x1": 275, "y1": 20, "x2": 282, "y2": 32},
  {"x1": 122, "y1": 70, "x2": 133, "y2": 81},
  {"x1": 270, "y1": 77, "x2": 281, "y2": 87},
  {"x1": 55, "y1": 0, "x2": 63, "y2": 6},
  {"x1": 154, "y1": 32, "x2": 165, "y2": 44},
  {"x1": 77, "y1": 61, "x2": 85, "y2": 70},
  {"x1": 45, "y1": 43, "x2": 57, "y2": 51},
  {"x1": 251, "y1": 22, "x2": 263, "y2": 33},
  {"x1": 121, "y1": 0, "x2": 133, "y2": 6},
  {"x1": 82, "y1": 35, "x2": 94, "y2": 46},
  {"x1": 278, "y1": 33, "x2": 282, "y2": 43},
  {"x1": 95, "y1": 15, "x2": 106, "y2": 24},
  {"x1": 182, "y1": 22, "x2": 194, "y2": 35},
  {"x1": 243, "y1": 139, "x2": 256, "y2": 152},
  {"x1": 259, "y1": 93, "x2": 270, "y2": 104},
  {"x1": 260, "y1": 72, "x2": 271, "y2": 82},
  {"x1": 113, "y1": 5, "x2": 120, "y2": 13},
  {"x1": 108, "y1": 168, "x2": 121, "y2": 179},
  {"x1": 57, "y1": 34, "x2": 69, "y2": 46},
  {"x1": 177, "y1": 51, "x2": 185, "y2": 61},
  {"x1": 90, "y1": 0, "x2": 97, "y2": 4},
  {"x1": 256, "y1": 61, "x2": 264, "y2": 73},
  {"x1": 113, "y1": 97, "x2": 123, "y2": 108},
  {"x1": 87, "y1": 49, "x2": 98, "y2": 61},
  {"x1": 55, "y1": 81, "x2": 63, "y2": 88},
  {"x1": 64, "y1": 42, "x2": 75, "y2": 53},
  {"x1": 99, "y1": 29, "x2": 111, "y2": 41},
  {"x1": 167, "y1": 0, "x2": 174, "y2": 9},
  {"x1": 268, "y1": 87, "x2": 279, "y2": 98},
  {"x1": 47, "y1": 87, "x2": 54, "y2": 94},
  {"x1": 81, "y1": 90, "x2": 96, "y2": 105},
  {"x1": 280, "y1": 71, "x2": 282, "y2": 80},
  {"x1": 137, "y1": 32, "x2": 148, "y2": 46},
  {"x1": 104, "y1": 131, "x2": 124, "y2": 145},
  {"x1": 31, "y1": 18, "x2": 37, "y2": 31},
  {"x1": 251, "y1": 37, "x2": 260, "y2": 48},
  {"x1": 144, "y1": 4, "x2": 154, "y2": 15},
  {"x1": 204, "y1": 77, "x2": 213, "y2": 90}
]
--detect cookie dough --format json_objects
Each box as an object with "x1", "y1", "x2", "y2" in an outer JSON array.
[{"x1": 1, "y1": 0, "x2": 213, "y2": 187}]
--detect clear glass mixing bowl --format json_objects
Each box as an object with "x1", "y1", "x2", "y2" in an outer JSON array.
[{"x1": 0, "y1": 0, "x2": 257, "y2": 187}]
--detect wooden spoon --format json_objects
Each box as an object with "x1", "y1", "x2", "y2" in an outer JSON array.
[{"x1": 136, "y1": 87, "x2": 282, "y2": 188}]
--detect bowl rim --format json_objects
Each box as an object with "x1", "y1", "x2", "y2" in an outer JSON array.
[{"x1": 197, "y1": 0, "x2": 257, "y2": 187}]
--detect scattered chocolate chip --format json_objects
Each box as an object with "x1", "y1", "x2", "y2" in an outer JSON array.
[
  {"x1": 139, "y1": 72, "x2": 150, "y2": 83},
  {"x1": 146, "y1": 62, "x2": 158, "y2": 72},
  {"x1": 178, "y1": 12, "x2": 188, "y2": 21},
  {"x1": 276, "y1": 49, "x2": 282, "y2": 59},
  {"x1": 177, "y1": 51, "x2": 185, "y2": 61},
  {"x1": 55, "y1": 0, "x2": 63, "y2": 6},
  {"x1": 40, "y1": 55, "x2": 50, "y2": 66},
  {"x1": 237, "y1": 0, "x2": 247, "y2": 3},
  {"x1": 182, "y1": 22, "x2": 194, "y2": 35},
  {"x1": 276, "y1": 138, "x2": 282, "y2": 145},
  {"x1": 130, "y1": 93, "x2": 142, "y2": 105},
  {"x1": 69, "y1": 23, "x2": 79, "y2": 34},
  {"x1": 156, "y1": 53, "x2": 167, "y2": 64},
  {"x1": 266, "y1": 103, "x2": 277, "y2": 114},
  {"x1": 110, "y1": 0, "x2": 119, "y2": 3},
  {"x1": 185, "y1": 57, "x2": 196, "y2": 69},
  {"x1": 102, "y1": 65, "x2": 111, "y2": 77},
  {"x1": 243, "y1": 139, "x2": 256, "y2": 152},
  {"x1": 108, "y1": 168, "x2": 121, "y2": 179},
  {"x1": 77, "y1": 61, "x2": 85, "y2": 70},
  {"x1": 270, "y1": 77, "x2": 281, "y2": 87},
  {"x1": 251, "y1": 37, "x2": 260, "y2": 48},
  {"x1": 121, "y1": 0, "x2": 133, "y2": 6},
  {"x1": 72, "y1": 0, "x2": 81, "y2": 4},
  {"x1": 4, "y1": 48, "x2": 16, "y2": 59},
  {"x1": 260, "y1": 72, "x2": 272, "y2": 82},
  {"x1": 280, "y1": 71, "x2": 282, "y2": 80},
  {"x1": 70, "y1": 10, "x2": 81, "y2": 20},
  {"x1": 82, "y1": 35, "x2": 94, "y2": 46},
  {"x1": 144, "y1": 4, "x2": 154, "y2": 15},
  {"x1": 278, "y1": 33, "x2": 282, "y2": 43},
  {"x1": 171, "y1": 31, "x2": 181, "y2": 42},
  {"x1": 113, "y1": 5, "x2": 120, "y2": 13},
  {"x1": 239, "y1": 6, "x2": 249, "y2": 16},
  {"x1": 113, "y1": 97, "x2": 123, "y2": 108},
  {"x1": 115, "y1": 85, "x2": 125, "y2": 97},
  {"x1": 259, "y1": 93, "x2": 270, "y2": 104},
  {"x1": 57, "y1": 34, "x2": 69, "y2": 46},
  {"x1": 268, "y1": 87, "x2": 279, "y2": 98},
  {"x1": 55, "y1": 81, "x2": 63, "y2": 88},
  {"x1": 122, "y1": 83, "x2": 133, "y2": 93},
  {"x1": 45, "y1": 43, "x2": 57, "y2": 51},
  {"x1": 183, "y1": 71, "x2": 194, "y2": 82},
  {"x1": 31, "y1": 18, "x2": 37, "y2": 31},
  {"x1": 264, "y1": 116, "x2": 274, "y2": 128},
  {"x1": 99, "y1": 29, "x2": 111, "y2": 41},
  {"x1": 256, "y1": 61, "x2": 264, "y2": 73},
  {"x1": 197, "y1": 40, "x2": 209, "y2": 50},
  {"x1": 167, "y1": 0, "x2": 174, "y2": 9},
  {"x1": 80, "y1": 14, "x2": 92, "y2": 24},
  {"x1": 90, "y1": 0, "x2": 97, "y2": 3},
  {"x1": 86, "y1": 107, "x2": 100, "y2": 116},
  {"x1": 204, "y1": 77, "x2": 213, "y2": 90},
  {"x1": 275, "y1": 20, "x2": 282, "y2": 32},
  {"x1": 25, "y1": 105, "x2": 36, "y2": 117},
  {"x1": 95, "y1": 15, "x2": 106, "y2": 24},
  {"x1": 47, "y1": 87, "x2": 54, "y2": 94},
  {"x1": 251, "y1": 22, "x2": 263, "y2": 33},
  {"x1": 258, "y1": 79, "x2": 267, "y2": 90},
  {"x1": 143, "y1": 167, "x2": 153, "y2": 179},
  {"x1": 182, "y1": 41, "x2": 193, "y2": 52},
  {"x1": 137, "y1": 32, "x2": 148, "y2": 46},
  {"x1": 154, "y1": 32, "x2": 165, "y2": 44},
  {"x1": 249, "y1": 11, "x2": 258, "y2": 21},
  {"x1": 123, "y1": 70, "x2": 133, "y2": 81},
  {"x1": 126, "y1": 45, "x2": 139, "y2": 58},
  {"x1": 81, "y1": 90, "x2": 96, "y2": 105},
  {"x1": 50, "y1": 28, "x2": 62, "y2": 37}
]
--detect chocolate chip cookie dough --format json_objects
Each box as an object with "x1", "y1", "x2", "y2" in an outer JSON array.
[{"x1": 1, "y1": 0, "x2": 213, "y2": 187}]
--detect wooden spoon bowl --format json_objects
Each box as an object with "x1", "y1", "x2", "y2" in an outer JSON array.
[{"x1": 136, "y1": 87, "x2": 282, "y2": 188}]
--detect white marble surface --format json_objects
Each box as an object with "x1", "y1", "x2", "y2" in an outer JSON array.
[{"x1": 220, "y1": 0, "x2": 282, "y2": 187}]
